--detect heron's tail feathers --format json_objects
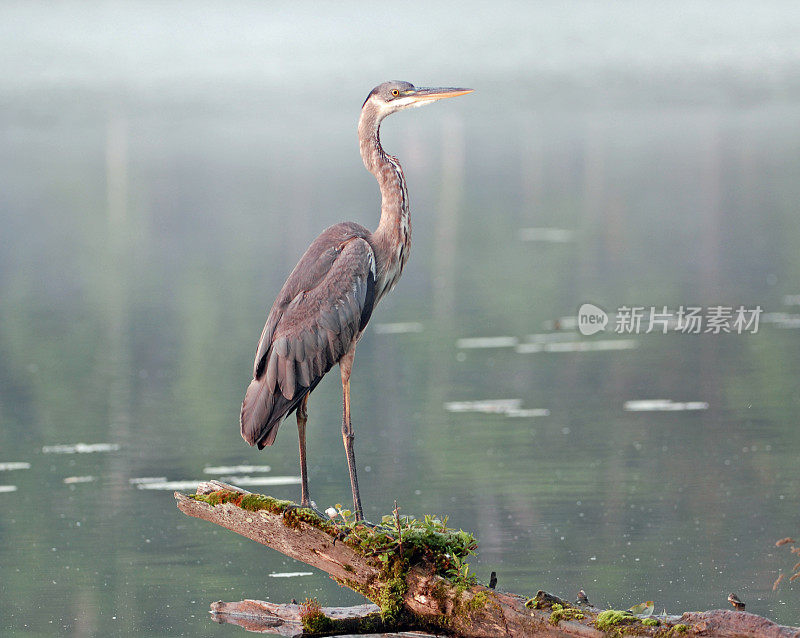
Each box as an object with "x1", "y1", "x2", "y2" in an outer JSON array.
[{"x1": 240, "y1": 378, "x2": 283, "y2": 449}]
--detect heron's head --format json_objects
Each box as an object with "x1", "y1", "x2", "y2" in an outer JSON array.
[{"x1": 361, "y1": 81, "x2": 473, "y2": 122}]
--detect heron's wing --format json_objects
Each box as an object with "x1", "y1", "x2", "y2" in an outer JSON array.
[
  {"x1": 252, "y1": 236, "x2": 344, "y2": 379},
  {"x1": 241, "y1": 236, "x2": 376, "y2": 449}
]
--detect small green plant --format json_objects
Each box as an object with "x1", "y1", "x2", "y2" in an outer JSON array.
[
  {"x1": 446, "y1": 551, "x2": 479, "y2": 589},
  {"x1": 331, "y1": 504, "x2": 357, "y2": 527},
  {"x1": 340, "y1": 511, "x2": 478, "y2": 583},
  {"x1": 642, "y1": 618, "x2": 660, "y2": 627}
]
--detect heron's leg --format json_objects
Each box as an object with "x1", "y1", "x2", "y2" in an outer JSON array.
[
  {"x1": 296, "y1": 393, "x2": 310, "y2": 507},
  {"x1": 340, "y1": 348, "x2": 364, "y2": 521}
]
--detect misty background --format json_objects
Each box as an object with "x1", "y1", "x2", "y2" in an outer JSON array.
[{"x1": 1, "y1": 1, "x2": 800, "y2": 635}]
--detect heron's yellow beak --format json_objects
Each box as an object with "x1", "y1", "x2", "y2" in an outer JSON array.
[
  {"x1": 406, "y1": 87, "x2": 474, "y2": 103},
  {"x1": 391, "y1": 87, "x2": 473, "y2": 110}
]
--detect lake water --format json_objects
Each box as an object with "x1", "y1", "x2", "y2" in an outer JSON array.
[{"x1": 2, "y1": 1, "x2": 800, "y2": 635}]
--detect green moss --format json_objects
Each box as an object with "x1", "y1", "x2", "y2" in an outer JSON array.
[
  {"x1": 595, "y1": 609, "x2": 638, "y2": 631},
  {"x1": 299, "y1": 598, "x2": 334, "y2": 634},
  {"x1": 525, "y1": 590, "x2": 571, "y2": 611},
  {"x1": 548, "y1": 603, "x2": 585, "y2": 625},
  {"x1": 591, "y1": 609, "x2": 670, "y2": 636},
  {"x1": 342, "y1": 513, "x2": 477, "y2": 580},
  {"x1": 430, "y1": 580, "x2": 449, "y2": 610},
  {"x1": 189, "y1": 490, "x2": 338, "y2": 534},
  {"x1": 281, "y1": 505, "x2": 338, "y2": 533},
  {"x1": 673, "y1": 624, "x2": 689, "y2": 633},
  {"x1": 525, "y1": 597, "x2": 542, "y2": 609},
  {"x1": 190, "y1": 490, "x2": 291, "y2": 512},
  {"x1": 448, "y1": 588, "x2": 492, "y2": 619},
  {"x1": 298, "y1": 597, "x2": 396, "y2": 635},
  {"x1": 336, "y1": 511, "x2": 479, "y2": 625},
  {"x1": 333, "y1": 573, "x2": 409, "y2": 626},
  {"x1": 379, "y1": 573, "x2": 408, "y2": 622},
  {"x1": 466, "y1": 590, "x2": 490, "y2": 612}
]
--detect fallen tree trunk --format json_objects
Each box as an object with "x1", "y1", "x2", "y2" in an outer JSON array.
[
  {"x1": 208, "y1": 600, "x2": 392, "y2": 636},
  {"x1": 175, "y1": 482, "x2": 800, "y2": 638}
]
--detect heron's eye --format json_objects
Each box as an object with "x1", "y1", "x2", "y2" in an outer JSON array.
[{"x1": 391, "y1": 89, "x2": 399, "y2": 97}]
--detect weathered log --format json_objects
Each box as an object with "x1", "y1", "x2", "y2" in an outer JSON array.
[
  {"x1": 175, "y1": 482, "x2": 800, "y2": 637},
  {"x1": 680, "y1": 611, "x2": 800, "y2": 638},
  {"x1": 208, "y1": 600, "x2": 416, "y2": 636}
]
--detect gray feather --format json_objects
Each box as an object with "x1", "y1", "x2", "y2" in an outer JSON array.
[
  {"x1": 297, "y1": 359, "x2": 312, "y2": 387},
  {"x1": 340, "y1": 321, "x2": 354, "y2": 347},
  {"x1": 300, "y1": 330, "x2": 317, "y2": 361},
  {"x1": 336, "y1": 302, "x2": 350, "y2": 333},
  {"x1": 273, "y1": 337, "x2": 290, "y2": 358},
  {"x1": 281, "y1": 357, "x2": 296, "y2": 400},
  {"x1": 326, "y1": 329, "x2": 341, "y2": 360},
  {"x1": 313, "y1": 348, "x2": 327, "y2": 377},
  {"x1": 265, "y1": 351, "x2": 278, "y2": 391},
  {"x1": 292, "y1": 332, "x2": 306, "y2": 361},
  {"x1": 315, "y1": 327, "x2": 328, "y2": 350},
  {"x1": 319, "y1": 306, "x2": 341, "y2": 333},
  {"x1": 354, "y1": 279, "x2": 366, "y2": 306}
]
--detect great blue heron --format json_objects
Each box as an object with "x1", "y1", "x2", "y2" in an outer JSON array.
[{"x1": 240, "y1": 81, "x2": 472, "y2": 521}]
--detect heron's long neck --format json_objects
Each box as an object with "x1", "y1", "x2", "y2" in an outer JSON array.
[{"x1": 358, "y1": 110, "x2": 411, "y2": 299}]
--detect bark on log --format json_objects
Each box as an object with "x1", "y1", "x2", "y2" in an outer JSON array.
[{"x1": 175, "y1": 482, "x2": 800, "y2": 638}]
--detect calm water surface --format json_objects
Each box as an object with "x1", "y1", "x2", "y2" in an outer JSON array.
[{"x1": 2, "y1": 1, "x2": 800, "y2": 635}]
